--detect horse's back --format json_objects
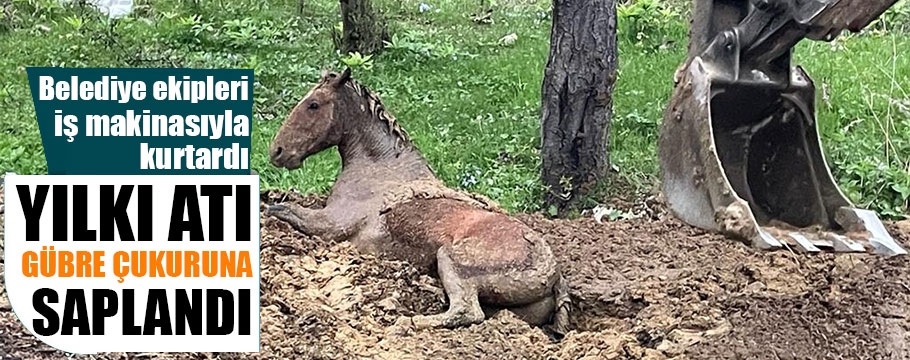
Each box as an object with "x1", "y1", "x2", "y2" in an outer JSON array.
[{"x1": 384, "y1": 198, "x2": 557, "y2": 303}]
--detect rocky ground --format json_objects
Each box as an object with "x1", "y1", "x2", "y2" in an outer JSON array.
[{"x1": 1, "y1": 187, "x2": 909, "y2": 359}]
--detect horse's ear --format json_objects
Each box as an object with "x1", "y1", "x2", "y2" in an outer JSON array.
[{"x1": 332, "y1": 67, "x2": 352, "y2": 88}]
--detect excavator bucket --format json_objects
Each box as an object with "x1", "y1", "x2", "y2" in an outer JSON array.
[{"x1": 659, "y1": 0, "x2": 907, "y2": 256}]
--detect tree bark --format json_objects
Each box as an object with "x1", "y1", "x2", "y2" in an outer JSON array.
[
  {"x1": 540, "y1": 0, "x2": 617, "y2": 216},
  {"x1": 339, "y1": 0, "x2": 388, "y2": 54}
]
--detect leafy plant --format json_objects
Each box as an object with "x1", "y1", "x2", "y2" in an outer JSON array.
[
  {"x1": 222, "y1": 18, "x2": 257, "y2": 48},
  {"x1": 870, "y1": 1, "x2": 910, "y2": 33},
  {"x1": 617, "y1": 0, "x2": 685, "y2": 50},
  {"x1": 383, "y1": 30, "x2": 466, "y2": 61},
  {"x1": 0, "y1": 0, "x2": 19, "y2": 32},
  {"x1": 340, "y1": 51, "x2": 374, "y2": 70},
  {"x1": 61, "y1": 14, "x2": 83, "y2": 30}
]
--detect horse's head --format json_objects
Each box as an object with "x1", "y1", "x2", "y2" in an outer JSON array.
[{"x1": 269, "y1": 68, "x2": 352, "y2": 170}]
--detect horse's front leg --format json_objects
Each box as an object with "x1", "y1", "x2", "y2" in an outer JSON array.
[{"x1": 264, "y1": 203, "x2": 357, "y2": 241}]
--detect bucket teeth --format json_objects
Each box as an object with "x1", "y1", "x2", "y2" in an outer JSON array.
[
  {"x1": 782, "y1": 232, "x2": 866, "y2": 254},
  {"x1": 756, "y1": 227, "x2": 900, "y2": 255},
  {"x1": 755, "y1": 229, "x2": 783, "y2": 250},
  {"x1": 836, "y1": 207, "x2": 908, "y2": 256},
  {"x1": 785, "y1": 233, "x2": 821, "y2": 253},
  {"x1": 828, "y1": 234, "x2": 867, "y2": 253}
]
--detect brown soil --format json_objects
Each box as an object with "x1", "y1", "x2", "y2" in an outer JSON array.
[{"x1": 1, "y1": 189, "x2": 909, "y2": 359}]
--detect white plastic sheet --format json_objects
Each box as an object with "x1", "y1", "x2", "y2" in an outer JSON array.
[{"x1": 60, "y1": 0, "x2": 134, "y2": 19}]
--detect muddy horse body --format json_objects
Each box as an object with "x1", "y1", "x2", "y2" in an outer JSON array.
[{"x1": 266, "y1": 69, "x2": 568, "y2": 333}]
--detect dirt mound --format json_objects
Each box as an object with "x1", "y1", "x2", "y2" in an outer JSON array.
[
  {"x1": 525, "y1": 214, "x2": 910, "y2": 359},
  {"x1": 1, "y1": 189, "x2": 908, "y2": 359}
]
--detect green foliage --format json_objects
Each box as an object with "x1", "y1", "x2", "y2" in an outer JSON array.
[
  {"x1": 616, "y1": 0, "x2": 686, "y2": 50},
  {"x1": 383, "y1": 30, "x2": 467, "y2": 61},
  {"x1": 796, "y1": 34, "x2": 910, "y2": 219},
  {"x1": 340, "y1": 51, "x2": 375, "y2": 70},
  {"x1": 0, "y1": 0, "x2": 906, "y2": 219},
  {"x1": 871, "y1": 1, "x2": 910, "y2": 33},
  {"x1": 169, "y1": 15, "x2": 301, "y2": 49}
]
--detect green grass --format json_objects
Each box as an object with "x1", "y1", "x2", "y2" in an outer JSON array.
[{"x1": 0, "y1": 0, "x2": 907, "y2": 218}]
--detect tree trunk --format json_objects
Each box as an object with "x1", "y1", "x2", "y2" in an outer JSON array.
[
  {"x1": 339, "y1": 0, "x2": 388, "y2": 54},
  {"x1": 540, "y1": 0, "x2": 617, "y2": 216}
]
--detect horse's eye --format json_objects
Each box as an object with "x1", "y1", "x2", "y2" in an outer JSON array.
[{"x1": 308, "y1": 102, "x2": 319, "y2": 110}]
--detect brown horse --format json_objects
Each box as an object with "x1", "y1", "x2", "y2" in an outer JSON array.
[{"x1": 266, "y1": 68, "x2": 568, "y2": 334}]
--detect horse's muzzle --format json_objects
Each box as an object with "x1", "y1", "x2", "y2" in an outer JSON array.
[{"x1": 269, "y1": 146, "x2": 302, "y2": 170}]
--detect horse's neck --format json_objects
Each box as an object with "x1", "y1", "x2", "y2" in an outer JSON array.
[
  {"x1": 332, "y1": 148, "x2": 435, "y2": 205},
  {"x1": 337, "y1": 115, "x2": 433, "y2": 182},
  {"x1": 339, "y1": 122, "x2": 398, "y2": 162}
]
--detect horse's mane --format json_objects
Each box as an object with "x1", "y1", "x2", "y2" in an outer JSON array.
[{"x1": 320, "y1": 74, "x2": 412, "y2": 150}]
